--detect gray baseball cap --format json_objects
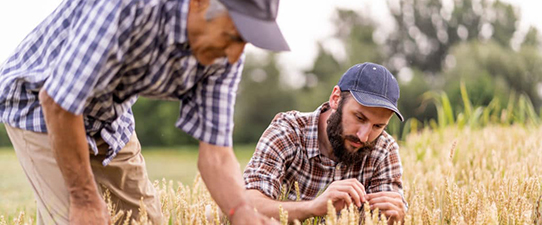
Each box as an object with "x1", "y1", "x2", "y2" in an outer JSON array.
[
  {"x1": 219, "y1": 0, "x2": 290, "y2": 51},
  {"x1": 338, "y1": 62, "x2": 404, "y2": 122}
]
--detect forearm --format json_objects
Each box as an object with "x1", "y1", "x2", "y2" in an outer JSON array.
[
  {"x1": 39, "y1": 90, "x2": 101, "y2": 204},
  {"x1": 247, "y1": 190, "x2": 313, "y2": 223},
  {"x1": 198, "y1": 142, "x2": 248, "y2": 215}
]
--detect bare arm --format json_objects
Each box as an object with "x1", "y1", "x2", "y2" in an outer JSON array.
[
  {"x1": 247, "y1": 178, "x2": 367, "y2": 223},
  {"x1": 247, "y1": 190, "x2": 313, "y2": 223},
  {"x1": 197, "y1": 142, "x2": 276, "y2": 225},
  {"x1": 39, "y1": 89, "x2": 109, "y2": 224}
]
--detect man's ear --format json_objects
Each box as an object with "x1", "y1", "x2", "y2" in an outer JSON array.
[
  {"x1": 189, "y1": 0, "x2": 210, "y2": 14},
  {"x1": 329, "y1": 86, "x2": 342, "y2": 110}
]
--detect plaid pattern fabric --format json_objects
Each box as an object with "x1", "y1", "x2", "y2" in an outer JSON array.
[
  {"x1": 244, "y1": 102, "x2": 404, "y2": 201},
  {"x1": 0, "y1": 0, "x2": 244, "y2": 165}
]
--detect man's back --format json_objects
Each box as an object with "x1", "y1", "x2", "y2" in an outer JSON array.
[{"x1": 0, "y1": 0, "x2": 244, "y2": 165}]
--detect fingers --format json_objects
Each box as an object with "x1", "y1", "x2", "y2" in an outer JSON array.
[
  {"x1": 331, "y1": 185, "x2": 361, "y2": 207},
  {"x1": 368, "y1": 193, "x2": 404, "y2": 210},
  {"x1": 331, "y1": 191, "x2": 352, "y2": 207},
  {"x1": 367, "y1": 192, "x2": 404, "y2": 209},
  {"x1": 348, "y1": 179, "x2": 367, "y2": 202},
  {"x1": 370, "y1": 202, "x2": 402, "y2": 223},
  {"x1": 366, "y1": 191, "x2": 406, "y2": 222},
  {"x1": 369, "y1": 202, "x2": 397, "y2": 212},
  {"x1": 367, "y1": 191, "x2": 402, "y2": 199},
  {"x1": 329, "y1": 179, "x2": 367, "y2": 206}
]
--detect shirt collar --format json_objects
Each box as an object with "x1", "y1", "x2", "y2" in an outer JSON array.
[{"x1": 306, "y1": 102, "x2": 331, "y2": 159}]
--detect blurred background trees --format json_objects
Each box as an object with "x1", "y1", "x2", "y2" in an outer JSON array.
[{"x1": 1, "y1": 0, "x2": 540, "y2": 147}]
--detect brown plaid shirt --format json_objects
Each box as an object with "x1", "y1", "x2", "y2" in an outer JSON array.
[{"x1": 243, "y1": 102, "x2": 405, "y2": 202}]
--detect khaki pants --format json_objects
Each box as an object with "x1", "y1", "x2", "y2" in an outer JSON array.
[{"x1": 5, "y1": 125, "x2": 162, "y2": 225}]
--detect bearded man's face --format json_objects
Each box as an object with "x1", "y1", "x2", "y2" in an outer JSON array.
[{"x1": 326, "y1": 95, "x2": 382, "y2": 166}]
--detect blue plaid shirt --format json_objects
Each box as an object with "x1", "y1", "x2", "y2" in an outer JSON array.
[{"x1": 0, "y1": 0, "x2": 245, "y2": 165}]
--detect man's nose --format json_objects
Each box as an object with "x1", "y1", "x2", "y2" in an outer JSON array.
[
  {"x1": 356, "y1": 123, "x2": 371, "y2": 143},
  {"x1": 226, "y1": 42, "x2": 247, "y2": 64}
]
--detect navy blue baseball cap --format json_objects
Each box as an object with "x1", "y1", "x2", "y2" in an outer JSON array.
[{"x1": 338, "y1": 62, "x2": 404, "y2": 122}]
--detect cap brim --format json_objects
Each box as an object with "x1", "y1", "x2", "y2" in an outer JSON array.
[
  {"x1": 228, "y1": 10, "x2": 290, "y2": 51},
  {"x1": 350, "y1": 91, "x2": 405, "y2": 122}
]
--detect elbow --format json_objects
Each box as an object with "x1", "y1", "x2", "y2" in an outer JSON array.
[
  {"x1": 39, "y1": 89, "x2": 57, "y2": 112},
  {"x1": 197, "y1": 154, "x2": 206, "y2": 173},
  {"x1": 39, "y1": 89, "x2": 72, "y2": 116},
  {"x1": 197, "y1": 141, "x2": 238, "y2": 170}
]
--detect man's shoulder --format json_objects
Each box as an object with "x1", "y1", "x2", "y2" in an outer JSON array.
[
  {"x1": 373, "y1": 131, "x2": 400, "y2": 155},
  {"x1": 259, "y1": 110, "x2": 316, "y2": 147},
  {"x1": 269, "y1": 110, "x2": 313, "y2": 131},
  {"x1": 379, "y1": 131, "x2": 397, "y2": 143}
]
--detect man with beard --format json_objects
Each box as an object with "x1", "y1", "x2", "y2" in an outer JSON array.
[{"x1": 243, "y1": 62, "x2": 407, "y2": 224}]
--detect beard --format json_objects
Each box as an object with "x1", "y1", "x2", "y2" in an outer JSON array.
[{"x1": 326, "y1": 101, "x2": 379, "y2": 166}]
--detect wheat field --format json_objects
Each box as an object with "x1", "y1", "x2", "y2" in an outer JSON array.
[{"x1": 2, "y1": 125, "x2": 542, "y2": 224}]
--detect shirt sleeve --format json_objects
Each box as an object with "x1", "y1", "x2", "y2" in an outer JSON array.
[
  {"x1": 176, "y1": 56, "x2": 245, "y2": 147},
  {"x1": 42, "y1": 1, "x2": 129, "y2": 115},
  {"x1": 243, "y1": 114, "x2": 295, "y2": 199},
  {"x1": 369, "y1": 140, "x2": 407, "y2": 205}
]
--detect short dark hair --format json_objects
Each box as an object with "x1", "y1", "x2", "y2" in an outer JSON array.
[{"x1": 338, "y1": 91, "x2": 351, "y2": 109}]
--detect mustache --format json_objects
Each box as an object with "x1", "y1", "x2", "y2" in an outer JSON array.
[
  {"x1": 344, "y1": 135, "x2": 362, "y2": 145},
  {"x1": 345, "y1": 134, "x2": 379, "y2": 151}
]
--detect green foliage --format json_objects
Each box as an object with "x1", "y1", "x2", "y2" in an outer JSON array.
[
  {"x1": 522, "y1": 26, "x2": 540, "y2": 49},
  {"x1": 423, "y1": 80, "x2": 540, "y2": 130},
  {"x1": 421, "y1": 91, "x2": 454, "y2": 129},
  {"x1": 443, "y1": 40, "x2": 542, "y2": 110},
  {"x1": 234, "y1": 54, "x2": 297, "y2": 144},
  {"x1": 132, "y1": 99, "x2": 198, "y2": 147},
  {"x1": 334, "y1": 10, "x2": 385, "y2": 66},
  {"x1": 396, "y1": 68, "x2": 435, "y2": 123},
  {"x1": 0, "y1": 124, "x2": 10, "y2": 147},
  {"x1": 385, "y1": 0, "x2": 520, "y2": 73}
]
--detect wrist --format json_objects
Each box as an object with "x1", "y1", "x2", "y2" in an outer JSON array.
[
  {"x1": 228, "y1": 201, "x2": 250, "y2": 220},
  {"x1": 307, "y1": 198, "x2": 330, "y2": 217},
  {"x1": 69, "y1": 187, "x2": 102, "y2": 206},
  {"x1": 305, "y1": 199, "x2": 317, "y2": 218}
]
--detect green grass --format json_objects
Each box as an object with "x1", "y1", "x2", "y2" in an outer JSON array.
[
  {"x1": 0, "y1": 145, "x2": 256, "y2": 219},
  {"x1": 0, "y1": 149, "x2": 35, "y2": 218}
]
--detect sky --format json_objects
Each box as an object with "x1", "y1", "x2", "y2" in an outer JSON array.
[{"x1": 0, "y1": 0, "x2": 540, "y2": 82}]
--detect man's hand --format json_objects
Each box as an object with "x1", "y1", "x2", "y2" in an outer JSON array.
[
  {"x1": 230, "y1": 204, "x2": 279, "y2": 225},
  {"x1": 308, "y1": 178, "x2": 367, "y2": 216},
  {"x1": 69, "y1": 197, "x2": 110, "y2": 225},
  {"x1": 367, "y1": 192, "x2": 406, "y2": 225}
]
